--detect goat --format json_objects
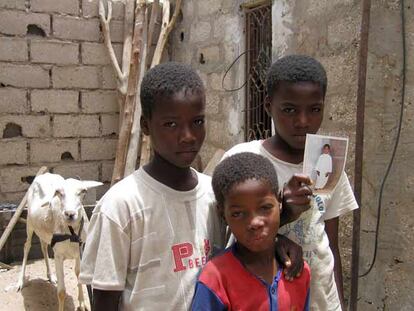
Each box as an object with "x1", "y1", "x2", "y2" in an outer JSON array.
[{"x1": 17, "y1": 173, "x2": 103, "y2": 311}]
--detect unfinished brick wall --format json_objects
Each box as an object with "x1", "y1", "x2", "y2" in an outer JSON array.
[
  {"x1": 169, "y1": 0, "x2": 247, "y2": 167},
  {"x1": 0, "y1": 0, "x2": 124, "y2": 203}
]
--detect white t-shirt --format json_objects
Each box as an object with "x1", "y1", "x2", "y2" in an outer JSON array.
[
  {"x1": 223, "y1": 140, "x2": 358, "y2": 311},
  {"x1": 79, "y1": 168, "x2": 226, "y2": 311}
]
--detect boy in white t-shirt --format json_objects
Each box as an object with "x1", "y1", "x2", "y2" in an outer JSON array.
[
  {"x1": 224, "y1": 55, "x2": 358, "y2": 310},
  {"x1": 79, "y1": 62, "x2": 304, "y2": 311}
]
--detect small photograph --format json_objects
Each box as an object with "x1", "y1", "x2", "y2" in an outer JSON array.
[{"x1": 303, "y1": 134, "x2": 349, "y2": 194}]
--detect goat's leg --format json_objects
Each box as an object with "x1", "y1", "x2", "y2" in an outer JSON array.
[
  {"x1": 40, "y1": 240, "x2": 56, "y2": 284},
  {"x1": 16, "y1": 225, "x2": 34, "y2": 291},
  {"x1": 55, "y1": 256, "x2": 66, "y2": 311},
  {"x1": 75, "y1": 255, "x2": 86, "y2": 311}
]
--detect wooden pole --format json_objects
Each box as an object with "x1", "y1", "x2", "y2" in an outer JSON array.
[
  {"x1": 350, "y1": 0, "x2": 371, "y2": 310},
  {"x1": 111, "y1": 0, "x2": 148, "y2": 185}
]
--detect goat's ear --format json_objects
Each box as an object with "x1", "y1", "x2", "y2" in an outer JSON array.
[
  {"x1": 80, "y1": 181, "x2": 104, "y2": 190},
  {"x1": 32, "y1": 173, "x2": 65, "y2": 206}
]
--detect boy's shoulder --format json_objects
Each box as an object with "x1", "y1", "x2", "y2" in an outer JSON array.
[
  {"x1": 198, "y1": 247, "x2": 235, "y2": 284},
  {"x1": 224, "y1": 140, "x2": 263, "y2": 158}
]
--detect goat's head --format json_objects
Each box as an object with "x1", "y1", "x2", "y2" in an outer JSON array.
[{"x1": 52, "y1": 178, "x2": 103, "y2": 225}]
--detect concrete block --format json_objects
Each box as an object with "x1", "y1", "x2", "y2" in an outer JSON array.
[
  {"x1": 0, "y1": 191, "x2": 26, "y2": 204},
  {"x1": 205, "y1": 92, "x2": 221, "y2": 115},
  {"x1": 0, "y1": 11, "x2": 50, "y2": 36},
  {"x1": 0, "y1": 166, "x2": 42, "y2": 192},
  {"x1": 53, "y1": 114, "x2": 100, "y2": 137},
  {"x1": 0, "y1": 37, "x2": 28, "y2": 62},
  {"x1": 53, "y1": 162, "x2": 100, "y2": 180},
  {"x1": 102, "y1": 66, "x2": 117, "y2": 89},
  {"x1": 30, "y1": 139, "x2": 79, "y2": 163},
  {"x1": 0, "y1": 63, "x2": 49, "y2": 88},
  {"x1": 81, "y1": 90, "x2": 118, "y2": 113},
  {"x1": 81, "y1": 42, "x2": 122, "y2": 65},
  {"x1": 53, "y1": 16, "x2": 100, "y2": 41},
  {"x1": 198, "y1": 45, "x2": 221, "y2": 64},
  {"x1": 101, "y1": 161, "x2": 114, "y2": 182},
  {"x1": 0, "y1": 0, "x2": 26, "y2": 10},
  {"x1": 31, "y1": 0, "x2": 79, "y2": 15},
  {"x1": 31, "y1": 89, "x2": 79, "y2": 113},
  {"x1": 31, "y1": 40, "x2": 79, "y2": 64},
  {"x1": 0, "y1": 141, "x2": 27, "y2": 165},
  {"x1": 82, "y1": 0, "x2": 124, "y2": 20},
  {"x1": 109, "y1": 20, "x2": 124, "y2": 43},
  {"x1": 101, "y1": 114, "x2": 119, "y2": 136},
  {"x1": 81, "y1": 138, "x2": 117, "y2": 160},
  {"x1": 52, "y1": 66, "x2": 100, "y2": 89},
  {"x1": 0, "y1": 115, "x2": 51, "y2": 138},
  {"x1": 190, "y1": 21, "x2": 211, "y2": 43},
  {"x1": 0, "y1": 88, "x2": 27, "y2": 113}
]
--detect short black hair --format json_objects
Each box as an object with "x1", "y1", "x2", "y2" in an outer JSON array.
[
  {"x1": 212, "y1": 152, "x2": 279, "y2": 208},
  {"x1": 266, "y1": 54, "x2": 327, "y2": 98},
  {"x1": 323, "y1": 143, "x2": 331, "y2": 149},
  {"x1": 140, "y1": 62, "x2": 205, "y2": 119}
]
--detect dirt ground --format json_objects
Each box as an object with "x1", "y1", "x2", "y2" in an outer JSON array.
[{"x1": 0, "y1": 259, "x2": 91, "y2": 311}]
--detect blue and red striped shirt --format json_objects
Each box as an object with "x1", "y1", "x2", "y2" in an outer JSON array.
[{"x1": 191, "y1": 244, "x2": 310, "y2": 311}]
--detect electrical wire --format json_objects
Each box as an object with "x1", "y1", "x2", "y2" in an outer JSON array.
[{"x1": 359, "y1": 0, "x2": 406, "y2": 277}]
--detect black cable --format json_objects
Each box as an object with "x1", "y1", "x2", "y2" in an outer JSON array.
[
  {"x1": 221, "y1": 49, "x2": 252, "y2": 92},
  {"x1": 359, "y1": 0, "x2": 406, "y2": 277}
]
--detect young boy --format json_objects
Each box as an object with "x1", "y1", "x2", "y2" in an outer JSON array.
[
  {"x1": 315, "y1": 144, "x2": 332, "y2": 190},
  {"x1": 79, "y1": 62, "x2": 302, "y2": 311},
  {"x1": 192, "y1": 152, "x2": 310, "y2": 311},
  {"x1": 223, "y1": 55, "x2": 359, "y2": 310}
]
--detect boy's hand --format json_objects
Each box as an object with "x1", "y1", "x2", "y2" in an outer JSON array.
[
  {"x1": 275, "y1": 234, "x2": 304, "y2": 281},
  {"x1": 280, "y1": 174, "x2": 313, "y2": 226}
]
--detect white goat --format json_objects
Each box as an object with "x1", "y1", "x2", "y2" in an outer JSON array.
[{"x1": 17, "y1": 173, "x2": 103, "y2": 311}]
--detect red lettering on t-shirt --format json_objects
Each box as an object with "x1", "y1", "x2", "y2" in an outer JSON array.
[{"x1": 171, "y1": 243, "x2": 194, "y2": 272}]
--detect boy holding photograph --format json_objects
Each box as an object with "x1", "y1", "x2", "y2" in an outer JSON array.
[{"x1": 223, "y1": 55, "x2": 359, "y2": 310}]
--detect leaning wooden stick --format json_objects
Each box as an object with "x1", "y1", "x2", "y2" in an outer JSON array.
[
  {"x1": 111, "y1": 0, "x2": 148, "y2": 185},
  {"x1": 0, "y1": 166, "x2": 48, "y2": 256}
]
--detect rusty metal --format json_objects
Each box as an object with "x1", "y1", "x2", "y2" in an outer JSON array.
[
  {"x1": 245, "y1": 2, "x2": 272, "y2": 141},
  {"x1": 350, "y1": 0, "x2": 371, "y2": 310}
]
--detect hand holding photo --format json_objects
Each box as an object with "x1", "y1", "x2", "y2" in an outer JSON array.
[{"x1": 303, "y1": 134, "x2": 349, "y2": 194}]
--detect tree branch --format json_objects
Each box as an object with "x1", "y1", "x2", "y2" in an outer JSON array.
[{"x1": 99, "y1": 0, "x2": 125, "y2": 92}]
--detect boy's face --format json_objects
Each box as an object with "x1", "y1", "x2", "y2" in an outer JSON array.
[
  {"x1": 141, "y1": 90, "x2": 206, "y2": 168},
  {"x1": 323, "y1": 146, "x2": 330, "y2": 154},
  {"x1": 222, "y1": 179, "x2": 280, "y2": 253},
  {"x1": 265, "y1": 81, "x2": 324, "y2": 150}
]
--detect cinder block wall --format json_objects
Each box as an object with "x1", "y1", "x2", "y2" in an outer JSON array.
[
  {"x1": 169, "y1": 0, "x2": 246, "y2": 167},
  {"x1": 0, "y1": 0, "x2": 124, "y2": 203}
]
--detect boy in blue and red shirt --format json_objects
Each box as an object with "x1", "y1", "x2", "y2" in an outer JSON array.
[{"x1": 192, "y1": 152, "x2": 310, "y2": 311}]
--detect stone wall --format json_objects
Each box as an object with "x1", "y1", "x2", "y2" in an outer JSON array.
[
  {"x1": 272, "y1": 0, "x2": 414, "y2": 309},
  {"x1": 169, "y1": 0, "x2": 247, "y2": 167},
  {"x1": 0, "y1": 0, "x2": 122, "y2": 203}
]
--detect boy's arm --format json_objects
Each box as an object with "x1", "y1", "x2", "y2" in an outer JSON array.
[
  {"x1": 93, "y1": 289, "x2": 122, "y2": 311},
  {"x1": 280, "y1": 174, "x2": 313, "y2": 227},
  {"x1": 325, "y1": 217, "x2": 345, "y2": 308}
]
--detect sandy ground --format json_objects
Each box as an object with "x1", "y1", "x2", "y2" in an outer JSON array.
[{"x1": 0, "y1": 259, "x2": 91, "y2": 311}]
